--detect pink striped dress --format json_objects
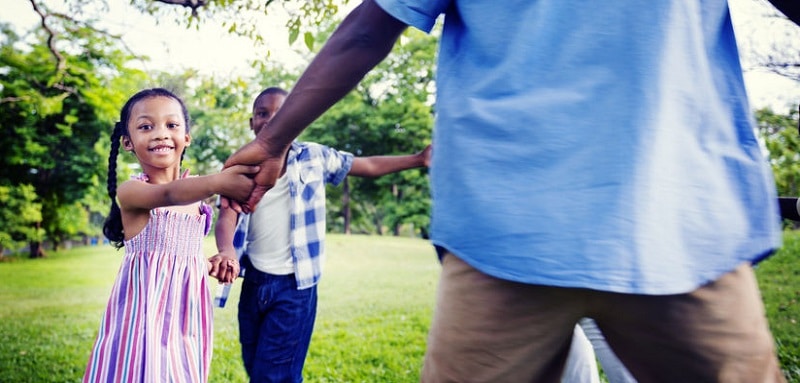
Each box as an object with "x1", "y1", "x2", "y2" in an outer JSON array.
[{"x1": 83, "y1": 204, "x2": 214, "y2": 383}]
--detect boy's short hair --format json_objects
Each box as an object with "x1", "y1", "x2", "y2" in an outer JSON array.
[{"x1": 253, "y1": 87, "x2": 289, "y2": 109}]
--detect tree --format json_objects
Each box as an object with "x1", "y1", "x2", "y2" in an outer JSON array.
[
  {"x1": 0, "y1": 185, "x2": 43, "y2": 256},
  {"x1": 733, "y1": 0, "x2": 800, "y2": 82},
  {"x1": 302, "y1": 28, "x2": 437, "y2": 236},
  {"x1": 186, "y1": 66, "x2": 298, "y2": 176},
  {"x1": 0, "y1": 5, "x2": 144, "y2": 257},
  {"x1": 757, "y1": 105, "x2": 800, "y2": 197},
  {"x1": 127, "y1": 0, "x2": 349, "y2": 51}
]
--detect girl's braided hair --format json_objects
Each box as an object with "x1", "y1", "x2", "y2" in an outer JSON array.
[{"x1": 102, "y1": 88, "x2": 190, "y2": 249}]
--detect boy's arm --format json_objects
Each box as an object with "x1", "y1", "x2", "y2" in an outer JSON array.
[{"x1": 348, "y1": 144, "x2": 431, "y2": 177}]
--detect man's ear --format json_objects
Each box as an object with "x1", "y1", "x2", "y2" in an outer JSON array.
[{"x1": 122, "y1": 136, "x2": 134, "y2": 151}]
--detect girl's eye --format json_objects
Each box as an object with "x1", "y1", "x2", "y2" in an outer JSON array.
[
  {"x1": 167, "y1": 123, "x2": 181, "y2": 129},
  {"x1": 138, "y1": 124, "x2": 152, "y2": 130}
]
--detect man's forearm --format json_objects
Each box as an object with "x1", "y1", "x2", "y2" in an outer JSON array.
[{"x1": 257, "y1": 0, "x2": 407, "y2": 153}]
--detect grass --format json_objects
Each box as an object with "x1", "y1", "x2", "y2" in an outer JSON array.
[{"x1": 0, "y1": 232, "x2": 798, "y2": 382}]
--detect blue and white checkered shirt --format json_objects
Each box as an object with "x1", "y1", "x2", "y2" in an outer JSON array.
[{"x1": 235, "y1": 141, "x2": 353, "y2": 289}]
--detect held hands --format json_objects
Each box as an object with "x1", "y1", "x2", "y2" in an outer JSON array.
[
  {"x1": 208, "y1": 252, "x2": 240, "y2": 284},
  {"x1": 216, "y1": 164, "x2": 260, "y2": 203},
  {"x1": 222, "y1": 139, "x2": 288, "y2": 213}
]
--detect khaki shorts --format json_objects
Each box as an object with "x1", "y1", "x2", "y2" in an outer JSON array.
[{"x1": 421, "y1": 252, "x2": 785, "y2": 383}]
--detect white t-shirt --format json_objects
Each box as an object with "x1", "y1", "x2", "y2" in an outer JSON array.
[{"x1": 246, "y1": 173, "x2": 294, "y2": 275}]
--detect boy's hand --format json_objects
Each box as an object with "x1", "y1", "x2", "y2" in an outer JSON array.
[
  {"x1": 208, "y1": 252, "x2": 240, "y2": 284},
  {"x1": 419, "y1": 144, "x2": 432, "y2": 167}
]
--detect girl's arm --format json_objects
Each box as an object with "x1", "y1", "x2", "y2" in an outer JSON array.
[
  {"x1": 118, "y1": 165, "x2": 258, "y2": 211},
  {"x1": 348, "y1": 145, "x2": 431, "y2": 178}
]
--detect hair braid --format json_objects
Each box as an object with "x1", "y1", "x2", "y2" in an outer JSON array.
[{"x1": 102, "y1": 122, "x2": 125, "y2": 249}]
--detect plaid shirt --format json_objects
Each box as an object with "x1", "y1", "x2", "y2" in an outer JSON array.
[{"x1": 235, "y1": 141, "x2": 353, "y2": 288}]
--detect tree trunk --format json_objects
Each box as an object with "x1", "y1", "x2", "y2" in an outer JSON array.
[
  {"x1": 392, "y1": 184, "x2": 402, "y2": 236},
  {"x1": 342, "y1": 178, "x2": 352, "y2": 235},
  {"x1": 29, "y1": 221, "x2": 46, "y2": 258},
  {"x1": 29, "y1": 241, "x2": 46, "y2": 258}
]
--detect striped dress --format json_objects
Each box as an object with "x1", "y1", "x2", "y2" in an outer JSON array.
[{"x1": 83, "y1": 205, "x2": 214, "y2": 383}]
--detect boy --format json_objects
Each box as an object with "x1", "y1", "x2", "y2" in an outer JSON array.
[{"x1": 212, "y1": 87, "x2": 431, "y2": 383}]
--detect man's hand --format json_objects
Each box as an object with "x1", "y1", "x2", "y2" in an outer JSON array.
[{"x1": 222, "y1": 138, "x2": 289, "y2": 213}]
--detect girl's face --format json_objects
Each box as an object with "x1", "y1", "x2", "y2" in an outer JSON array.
[
  {"x1": 122, "y1": 96, "x2": 190, "y2": 172},
  {"x1": 250, "y1": 93, "x2": 286, "y2": 135}
]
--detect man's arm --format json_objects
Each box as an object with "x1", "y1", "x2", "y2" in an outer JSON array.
[
  {"x1": 257, "y1": 0, "x2": 408, "y2": 152},
  {"x1": 223, "y1": 0, "x2": 408, "y2": 211},
  {"x1": 349, "y1": 145, "x2": 431, "y2": 177},
  {"x1": 767, "y1": 0, "x2": 800, "y2": 25}
]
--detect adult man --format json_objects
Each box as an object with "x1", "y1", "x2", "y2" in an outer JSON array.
[{"x1": 225, "y1": 1, "x2": 800, "y2": 381}]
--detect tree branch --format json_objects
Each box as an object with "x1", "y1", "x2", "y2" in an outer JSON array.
[
  {"x1": 153, "y1": 0, "x2": 209, "y2": 17},
  {"x1": 29, "y1": 0, "x2": 66, "y2": 81}
]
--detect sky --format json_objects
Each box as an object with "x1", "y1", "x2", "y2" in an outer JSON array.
[{"x1": 2, "y1": 0, "x2": 798, "y2": 112}]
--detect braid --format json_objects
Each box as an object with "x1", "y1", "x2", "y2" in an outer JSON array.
[{"x1": 103, "y1": 122, "x2": 125, "y2": 249}]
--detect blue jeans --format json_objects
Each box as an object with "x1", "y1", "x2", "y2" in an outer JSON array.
[{"x1": 238, "y1": 257, "x2": 318, "y2": 383}]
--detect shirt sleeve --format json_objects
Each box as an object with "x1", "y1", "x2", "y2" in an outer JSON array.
[
  {"x1": 318, "y1": 144, "x2": 354, "y2": 186},
  {"x1": 374, "y1": 0, "x2": 450, "y2": 33}
]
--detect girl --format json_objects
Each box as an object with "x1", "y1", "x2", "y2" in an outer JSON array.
[{"x1": 83, "y1": 88, "x2": 256, "y2": 383}]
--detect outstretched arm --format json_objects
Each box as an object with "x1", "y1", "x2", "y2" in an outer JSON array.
[
  {"x1": 224, "y1": 0, "x2": 408, "y2": 211},
  {"x1": 349, "y1": 144, "x2": 431, "y2": 177},
  {"x1": 118, "y1": 165, "x2": 258, "y2": 211}
]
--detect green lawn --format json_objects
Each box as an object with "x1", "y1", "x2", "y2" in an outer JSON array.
[{"x1": 0, "y1": 232, "x2": 798, "y2": 382}]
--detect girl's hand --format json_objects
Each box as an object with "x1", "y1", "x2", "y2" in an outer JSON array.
[
  {"x1": 208, "y1": 252, "x2": 240, "y2": 284},
  {"x1": 216, "y1": 165, "x2": 260, "y2": 203}
]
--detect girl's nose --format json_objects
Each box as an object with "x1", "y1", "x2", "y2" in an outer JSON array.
[{"x1": 153, "y1": 124, "x2": 170, "y2": 139}]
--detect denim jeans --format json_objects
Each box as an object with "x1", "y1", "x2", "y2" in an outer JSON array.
[{"x1": 238, "y1": 257, "x2": 318, "y2": 383}]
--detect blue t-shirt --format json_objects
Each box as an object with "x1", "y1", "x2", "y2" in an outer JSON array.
[{"x1": 375, "y1": 0, "x2": 782, "y2": 294}]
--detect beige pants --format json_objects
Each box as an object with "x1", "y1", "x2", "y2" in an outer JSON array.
[{"x1": 421, "y1": 252, "x2": 785, "y2": 383}]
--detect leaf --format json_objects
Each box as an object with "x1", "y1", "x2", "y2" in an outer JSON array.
[{"x1": 304, "y1": 31, "x2": 315, "y2": 51}]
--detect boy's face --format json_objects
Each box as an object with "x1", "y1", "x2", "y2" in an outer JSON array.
[{"x1": 250, "y1": 93, "x2": 287, "y2": 135}]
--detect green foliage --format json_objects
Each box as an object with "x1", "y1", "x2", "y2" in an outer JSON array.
[
  {"x1": 0, "y1": 184, "x2": 44, "y2": 254},
  {"x1": 0, "y1": 16, "x2": 146, "y2": 253},
  {"x1": 186, "y1": 66, "x2": 298, "y2": 176},
  {"x1": 125, "y1": 0, "x2": 349, "y2": 52},
  {"x1": 302, "y1": 28, "x2": 437, "y2": 236},
  {"x1": 757, "y1": 105, "x2": 800, "y2": 196},
  {"x1": 43, "y1": 201, "x2": 90, "y2": 250}
]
